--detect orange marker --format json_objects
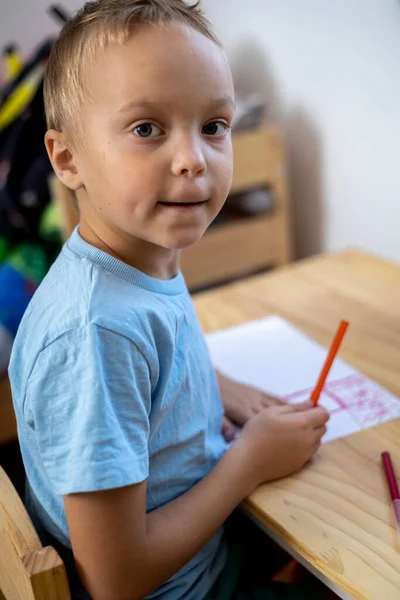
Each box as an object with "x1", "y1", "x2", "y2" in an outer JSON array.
[{"x1": 310, "y1": 320, "x2": 349, "y2": 405}]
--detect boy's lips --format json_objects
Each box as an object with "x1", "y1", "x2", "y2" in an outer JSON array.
[{"x1": 158, "y1": 200, "x2": 208, "y2": 209}]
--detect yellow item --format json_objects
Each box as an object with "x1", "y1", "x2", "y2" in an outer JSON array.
[
  {"x1": 4, "y1": 48, "x2": 23, "y2": 81},
  {"x1": 0, "y1": 65, "x2": 44, "y2": 132}
]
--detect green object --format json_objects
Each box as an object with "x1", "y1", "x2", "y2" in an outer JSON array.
[
  {"x1": 0, "y1": 236, "x2": 10, "y2": 263},
  {"x1": 39, "y1": 202, "x2": 61, "y2": 237},
  {"x1": 8, "y1": 243, "x2": 48, "y2": 284},
  {"x1": 39, "y1": 203, "x2": 63, "y2": 248}
]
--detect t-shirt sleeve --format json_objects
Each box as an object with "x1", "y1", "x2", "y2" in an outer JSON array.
[{"x1": 25, "y1": 324, "x2": 152, "y2": 495}]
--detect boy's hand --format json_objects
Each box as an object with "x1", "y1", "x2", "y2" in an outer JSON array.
[
  {"x1": 232, "y1": 402, "x2": 329, "y2": 487},
  {"x1": 65, "y1": 404, "x2": 328, "y2": 600},
  {"x1": 217, "y1": 371, "x2": 285, "y2": 441}
]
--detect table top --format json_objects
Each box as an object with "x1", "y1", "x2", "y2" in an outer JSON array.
[{"x1": 194, "y1": 250, "x2": 400, "y2": 600}]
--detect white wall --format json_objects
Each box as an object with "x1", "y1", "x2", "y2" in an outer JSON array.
[
  {"x1": 0, "y1": 0, "x2": 82, "y2": 59},
  {"x1": 204, "y1": 0, "x2": 400, "y2": 260},
  {"x1": 2, "y1": 0, "x2": 400, "y2": 260}
]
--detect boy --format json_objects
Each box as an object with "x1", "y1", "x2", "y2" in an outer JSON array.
[{"x1": 9, "y1": 1, "x2": 329, "y2": 599}]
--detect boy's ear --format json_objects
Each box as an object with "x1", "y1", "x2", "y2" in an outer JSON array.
[{"x1": 44, "y1": 130, "x2": 83, "y2": 191}]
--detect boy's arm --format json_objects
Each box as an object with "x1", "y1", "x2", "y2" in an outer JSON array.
[
  {"x1": 65, "y1": 403, "x2": 328, "y2": 600},
  {"x1": 65, "y1": 445, "x2": 252, "y2": 600}
]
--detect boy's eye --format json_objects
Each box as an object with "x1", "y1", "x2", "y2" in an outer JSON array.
[
  {"x1": 202, "y1": 121, "x2": 227, "y2": 136},
  {"x1": 133, "y1": 123, "x2": 162, "y2": 138}
]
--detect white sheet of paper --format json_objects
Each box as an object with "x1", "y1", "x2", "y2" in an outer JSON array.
[{"x1": 206, "y1": 316, "x2": 400, "y2": 442}]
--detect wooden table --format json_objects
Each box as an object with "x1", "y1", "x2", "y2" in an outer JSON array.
[{"x1": 194, "y1": 250, "x2": 400, "y2": 600}]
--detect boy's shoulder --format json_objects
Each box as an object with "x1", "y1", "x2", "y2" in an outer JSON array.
[
  {"x1": 11, "y1": 234, "x2": 191, "y2": 376},
  {"x1": 9, "y1": 242, "x2": 172, "y2": 401},
  {"x1": 17, "y1": 249, "x2": 166, "y2": 350}
]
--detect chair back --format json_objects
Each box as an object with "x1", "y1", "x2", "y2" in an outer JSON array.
[{"x1": 0, "y1": 466, "x2": 71, "y2": 599}]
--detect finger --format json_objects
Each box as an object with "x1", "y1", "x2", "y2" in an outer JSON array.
[
  {"x1": 311, "y1": 439, "x2": 322, "y2": 455},
  {"x1": 221, "y1": 415, "x2": 235, "y2": 432},
  {"x1": 221, "y1": 416, "x2": 238, "y2": 442},
  {"x1": 264, "y1": 402, "x2": 301, "y2": 416},
  {"x1": 313, "y1": 425, "x2": 327, "y2": 440},
  {"x1": 261, "y1": 393, "x2": 286, "y2": 408},
  {"x1": 283, "y1": 400, "x2": 314, "y2": 413},
  {"x1": 229, "y1": 407, "x2": 251, "y2": 426},
  {"x1": 307, "y1": 407, "x2": 330, "y2": 428}
]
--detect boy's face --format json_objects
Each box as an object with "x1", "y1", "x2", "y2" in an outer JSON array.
[{"x1": 72, "y1": 23, "x2": 234, "y2": 259}]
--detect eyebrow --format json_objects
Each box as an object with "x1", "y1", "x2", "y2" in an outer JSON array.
[
  {"x1": 116, "y1": 96, "x2": 236, "y2": 114},
  {"x1": 213, "y1": 97, "x2": 236, "y2": 110}
]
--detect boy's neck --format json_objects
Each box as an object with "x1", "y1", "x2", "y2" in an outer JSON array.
[{"x1": 78, "y1": 217, "x2": 181, "y2": 281}]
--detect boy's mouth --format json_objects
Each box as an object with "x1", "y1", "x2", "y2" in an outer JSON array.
[{"x1": 158, "y1": 200, "x2": 207, "y2": 209}]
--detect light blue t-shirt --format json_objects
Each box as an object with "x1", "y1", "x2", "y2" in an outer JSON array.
[{"x1": 9, "y1": 227, "x2": 228, "y2": 600}]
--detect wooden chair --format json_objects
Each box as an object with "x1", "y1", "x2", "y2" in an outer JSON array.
[{"x1": 0, "y1": 466, "x2": 71, "y2": 599}]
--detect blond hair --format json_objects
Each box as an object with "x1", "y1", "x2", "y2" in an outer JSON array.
[{"x1": 44, "y1": 0, "x2": 220, "y2": 134}]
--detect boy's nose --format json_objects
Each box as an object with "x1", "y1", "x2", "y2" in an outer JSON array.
[{"x1": 171, "y1": 137, "x2": 207, "y2": 178}]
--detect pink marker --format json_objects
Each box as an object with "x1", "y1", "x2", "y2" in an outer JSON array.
[{"x1": 381, "y1": 452, "x2": 400, "y2": 542}]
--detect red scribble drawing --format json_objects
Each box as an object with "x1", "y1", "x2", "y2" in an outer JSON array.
[{"x1": 285, "y1": 373, "x2": 400, "y2": 428}]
